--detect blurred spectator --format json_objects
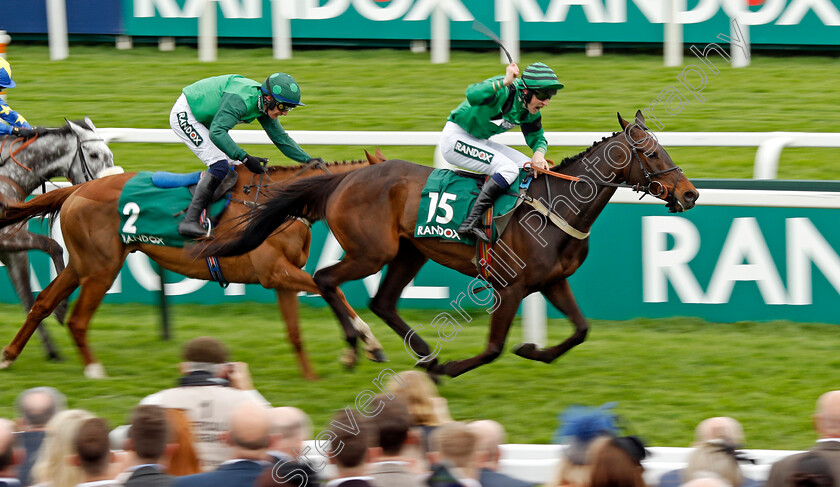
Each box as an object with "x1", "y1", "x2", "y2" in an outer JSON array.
[
  {"x1": 15, "y1": 387, "x2": 66, "y2": 486},
  {"x1": 71, "y1": 418, "x2": 116, "y2": 486},
  {"x1": 659, "y1": 417, "x2": 760, "y2": 487},
  {"x1": 162, "y1": 409, "x2": 200, "y2": 477},
  {"x1": 588, "y1": 436, "x2": 647, "y2": 487},
  {"x1": 32, "y1": 409, "x2": 95, "y2": 487},
  {"x1": 325, "y1": 411, "x2": 378, "y2": 487},
  {"x1": 427, "y1": 422, "x2": 480, "y2": 487},
  {"x1": 173, "y1": 401, "x2": 271, "y2": 487},
  {"x1": 681, "y1": 478, "x2": 733, "y2": 487},
  {"x1": 550, "y1": 404, "x2": 619, "y2": 487},
  {"x1": 0, "y1": 419, "x2": 19, "y2": 487},
  {"x1": 114, "y1": 405, "x2": 174, "y2": 487},
  {"x1": 367, "y1": 395, "x2": 423, "y2": 487},
  {"x1": 386, "y1": 371, "x2": 451, "y2": 453},
  {"x1": 467, "y1": 419, "x2": 535, "y2": 487},
  {"x1": 786, "y1": 452, "x2": 836, "y2": 487},
  {"x1": 766, "y1": 391, "x2": 840, "y2": 487},
  {"x1": 255, "y1": 460, "x2": 314, "y2": 487},
  {"x1": 140, "y1": 336, "x2": 270, "y2": 471},
  {"x1": 266, "y1": 407, "x2": 319, "y2": 486}
]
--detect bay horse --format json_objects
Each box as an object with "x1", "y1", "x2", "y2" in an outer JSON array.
[
  {"x1": 0, "y1": 117, "x2": 121, "y2": 360},
  {"x1": 0, "y1": 158, "x2": 386, "y2": 380},
  {"x1": 198, "y1": 112, "x2": 700, "y2": 378}
]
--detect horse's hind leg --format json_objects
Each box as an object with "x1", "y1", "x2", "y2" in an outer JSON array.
[
  {"x1": 432, "y1": 284, "x2": 526, "y2": 378},
  {"x1": 369, "y1": 243, "x2": 432, "y2": 362},
  {"x1": 1, "y1": 252, "x2": 63, "y2": 361},
  {"x1": 1, "y1": 266, "x2": 80, "y2": 369},
  {"x1": 275, "y1": 288, "x2": 318, "y2": 381},
  {"x1": 0, "y1": 231, "x2": 69, "y2": 324},
  {"x1": 513, "y1": 279, "x2": 589, "y2": 363},
  {"x1": 66, "y1": 273, "x2": 120, "y2": 379}
]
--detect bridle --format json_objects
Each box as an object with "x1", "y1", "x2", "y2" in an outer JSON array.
[{"x1": 69, "y1": 135, "x2": 106, "y2": 183}]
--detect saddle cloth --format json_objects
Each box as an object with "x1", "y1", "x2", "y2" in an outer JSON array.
[
  {"x1": 414, "y1": 169, "x2": 527, "y2": 244},
  {"x1": 118, "y1": 171, "x2": 230, "y2": 248}
]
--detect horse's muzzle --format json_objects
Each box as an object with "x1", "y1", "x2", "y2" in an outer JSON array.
[{"x1": 97, "y1": 166, "x2": 125, "y2": 178}]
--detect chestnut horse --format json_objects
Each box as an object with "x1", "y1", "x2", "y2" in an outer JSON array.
[
  {"x1": 199, "y1": 112, "x2": 699, "y2": 378},
  {"x1": 0, "y1": 159, "x2": 385, "y2": 379}
]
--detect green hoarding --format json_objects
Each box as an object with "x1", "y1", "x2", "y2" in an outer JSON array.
[
  {"x1": 4, "y1": 192, "x2": 840, "y2": 325},
  {"x1": 122, "y1": 0, "x2": 840, "y2": 46}
]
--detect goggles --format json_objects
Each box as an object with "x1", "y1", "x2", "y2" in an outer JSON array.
[{"x1": 532, "y1": 88, "x2": 557, "y2": 101}]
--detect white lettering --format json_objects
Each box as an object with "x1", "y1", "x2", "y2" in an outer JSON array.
[
  {"x1": 705, "y1": 217, "x2": 787, "y2": 304},
  {"x1": 777, "y1": 0, "x2": 840, "y2": 25},
  {"x1": 354, "y1": 0, "x2": 412, "y2": 21},
  {"x1": 642, "y1": 216, "x2": 705, "y2": 303},
  {"x1": 545, "y1": 0, "x2": 609, "y2": 23},
  {"x1": 405, "y1": 0, "x2": 473, "y2": 21},
  {"x1": 786, "y1": 218, "x2": 840, "y2": 305}
]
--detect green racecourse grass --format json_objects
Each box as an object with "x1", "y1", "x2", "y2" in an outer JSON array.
[
  {"x1": 6, "y1": 45, "x2": 840, "y2": 178},
  {"x1": 1, "y1": 46, "x2": 839, "y2": 449},
  {"x1": 0, "y1": 302, "x2": 838, "y2": 450}
]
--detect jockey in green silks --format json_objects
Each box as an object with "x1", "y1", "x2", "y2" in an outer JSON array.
[
  {"x1": 440, "y1": 62, "x2": 564, "y2": 243},
  {"x1": 170, "y1": 72, "x2": 316, "y2": 238}
]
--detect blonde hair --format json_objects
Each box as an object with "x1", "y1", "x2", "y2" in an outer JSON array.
[
  {"x1": 683, "y1": 441, "x2": 744, "y2": 487},
  {"x1": 32, "y1": 409, "x2": 95, "y2": 487},
  {"x1": 386, "y1": 370, "x2": 443, "y2": 427}
]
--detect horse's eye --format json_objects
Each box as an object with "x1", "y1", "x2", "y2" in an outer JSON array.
[{"x1": 649, "y1": 151, "x2": 659, "y2": 159}]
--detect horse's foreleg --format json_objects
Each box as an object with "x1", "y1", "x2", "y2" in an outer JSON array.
[
  {"x1": 513, "y1": 279, "x2": 589, "y2": 363},
  {"x1": 313, "y1": 256, "x2": 386, "y2": 369},
  {"x1": 2, "y1": 266, "x2": 80, "y2": 369},
  {"x1": 369, "y1": 244, "x2": 430, "y2": 363},
  {"x1": 275, "y1": 288, "x2": 318, "y2": 381},
  {"x1": 0, "y1": 232, "x2": 69, "y2": 324},
  {"x1": 336, "y1": 288, "x2": 387, "y2": 363},
  {"x1": 434, "y1": 285, "x2": 526, "y2": 378}
]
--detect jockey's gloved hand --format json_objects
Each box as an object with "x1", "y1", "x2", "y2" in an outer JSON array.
[
  {"x1": 11, "y1": 127, "x2": 36, "y2": 138},
  {"x1": 241, "y1": 154, "x2": 268, "y2": 174},
  {"x1": 33, "y1": 127, "x2": 50, "y2": 136},
  {"x1": 305, "y1": 157, "x2": 325, "y2": 165}
]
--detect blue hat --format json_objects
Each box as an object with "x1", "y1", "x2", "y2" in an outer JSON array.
[{"x1": 0, "y1": 59, "x2": 16, "y2": 88}]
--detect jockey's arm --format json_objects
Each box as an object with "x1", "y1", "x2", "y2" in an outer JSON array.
[
  {"x1": 0, "y1": 98, "x2": 32, "y2": 135},
  {"x1": 523, "y1": 117, "x2": 549, "y2": 170},
  {"x1": 208, "y1": 94, "x2": 250, "y2": 162},
  {"x1": 464, "y1": 78, "x2": 506, "y2": 106},
  {"x1": 258, "y1": 116, "x2": 311, "y2": 164}
]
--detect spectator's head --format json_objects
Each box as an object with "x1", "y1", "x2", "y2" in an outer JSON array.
[
  {"x1": 373, "y1": 396, "x2": 413, "y2": 457},
  {"x1": 682, "y1": 477, "x2": 733, "y2": 487},
  {"x1": 181, "y1": 336, "x2": 229, "y2": 376},
  {"x1": 228, "y1": 401, "x2": 270, "y2": 460},
  {"x1": 73, "y1": 418, "x2": 112, "y2": 479},
  {"x1": 327, "y1": 411, "x2": 376, "y2": 470},
  {"x1": 268, "y1": 407, "x2": 312, "y2": 456},
  {"x1": 786, "y1": 452, "x2": 836, "y2": 487},
  {"x1": 16, "y1": 386, "x2": 67, "y2": 429},
  {"x1": 814, "y1": 390, "x2": 840, "y2": 439},
  {"x1": 0, "y1": 418, "x2": 16, "y2": 473},
  {"x1": 164, "y1": 408, "x2": 200, "y2": 476},
  {"x1": 467, "y1": 420, "x2": 506, "y2": 470},
  {"x1": 429, "y1": 421, "x2": 477, "y2": 471},
  {"x1": 257, "y1": 459, "x2": 320, "y2": 487},
  {"x1": 694, "y1": 417, "x2": 744, "y2": 447},
  {"x1": 682, "y1": 440, "x2": 744, "y2": 487},
  {"x1": 386, "y1": 370, "x2": 443, "y2": 427},
  {"x1": 589, "y1": 436, "x2": 646, "y2": 487},
  {"x1": 128, "y1": 405, "x2": 168, "y2": 463},
  {"x1": 32, "y1": 409, "x2": 94, "y2": 487}
]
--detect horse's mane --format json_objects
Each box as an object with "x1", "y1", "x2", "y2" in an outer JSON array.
[
  {"x1": 266, "y1": 159, "x2": 367, "y2": 173},
  {"x1": 41, "y1": 119, "x2": 94, "y2": 136},
  {"x1": 552, "y1": 132, "x2": 620, "y2": 172}
]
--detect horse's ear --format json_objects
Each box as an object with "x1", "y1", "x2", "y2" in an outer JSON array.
[
  {"x1": 375, "y1": 148, "x2": 386, "y2": 163},
  {"x1": 67, "y1": 119, "x2": 84, "y2": 137},
  {"x1": 617, "y1": 112, "x2": 630, "y2": 130},
  {"x1": 364, "y1": 150, "x2": 377, "y2": 165},
  {"x1": 634, "y1": 110, "x2": 647, "y2": 129},
  {"x1": 84, "y1": 116, "x2": 97, "y2": 131}
]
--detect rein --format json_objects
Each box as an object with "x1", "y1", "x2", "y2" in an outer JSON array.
[
  {"x1": 239, "y1": 159, "x2": 335, "y2": 209},
  {"x1": 0, "y1": 135, "x2": 39, "y2": 172}
]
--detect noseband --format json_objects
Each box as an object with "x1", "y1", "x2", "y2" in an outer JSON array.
[
  {"x1": 627, "y1": 141, "x2": 682, "y2": 202},
  {"x1": 70, "y1": 136, "x2": 106, "y2": 183}
]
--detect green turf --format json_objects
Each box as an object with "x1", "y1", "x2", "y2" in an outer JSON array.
[
  {"x1": 0, "y1": 302, "x2": 835, "y2": 450},
  {"x1": 6, "y1": 45, "x2": 840, "y2": 179}
]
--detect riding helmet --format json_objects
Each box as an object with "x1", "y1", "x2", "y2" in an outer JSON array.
[
  {"x1": 518, "y1": 62, "x2": 564, "y2": 93},
  {"x1": 261, "y1": 72, "x2": 304, "y2": 107},
  {"x1": 0, "y1": 59, "x2": 16, "y2": 89}
]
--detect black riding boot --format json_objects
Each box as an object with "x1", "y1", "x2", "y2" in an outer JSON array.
[
  {"x1": 178, "y1": 172, "x2": 222, "y2": 238},
  {"x1": 458, "y1": 177, "x2": 508, "y2": 244}
]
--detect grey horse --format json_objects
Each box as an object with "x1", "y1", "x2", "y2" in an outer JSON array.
[{"x1": 0, "y1": 117, "x2": 122, "y2": 359}]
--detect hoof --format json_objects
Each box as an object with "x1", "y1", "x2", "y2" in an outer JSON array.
[
  {"x1": 46, "y1": 351, "x2": 64, "y2": 362},
  {"x1": 84, "y1": 363, "x2": 107, "y2": 379},
  {"x1": 339, "y1": 349, "x2": 358, "y2": 370},
  {"x1": 513, "y1": 342, "x2": 537, "y2": 358},
  {"x1": 303, "y1": 371, "x2": 320, "y2": 381},
  {"x1": 0, "y1": 348, "x2": 16, "y2": 369},
  {"x1": 365, "y1": 348, "x2": 388, "y2": 363}
]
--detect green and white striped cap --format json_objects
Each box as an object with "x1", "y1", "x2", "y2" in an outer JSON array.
[{"x1": 521, "y1": 62, "x2": 564, "y2": 91}]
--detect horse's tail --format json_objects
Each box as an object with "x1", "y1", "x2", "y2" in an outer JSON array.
[
  {"x1": 198, "y1": 172, "x2": 350, "y2": 258},
  {"x1": 0, "y1": 185, "x2": 79, "y2": 231}
]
